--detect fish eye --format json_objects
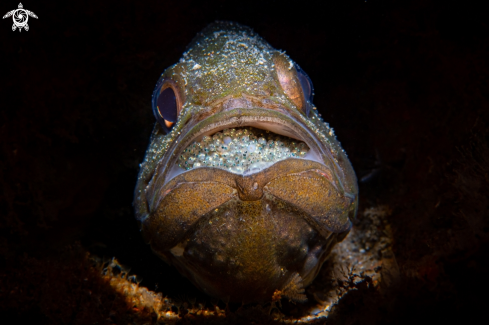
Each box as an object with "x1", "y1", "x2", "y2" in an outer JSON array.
[
  {"x1": 273, "y1": 52, "x2": 314, "y2": 117},
  {"x1": 152, "y1": 79, "x2": 182, "y2": 133}
]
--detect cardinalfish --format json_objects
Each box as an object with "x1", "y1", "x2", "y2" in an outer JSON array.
[{"x1": 134, "y1": 21, "x2": 358, "y2": 304}]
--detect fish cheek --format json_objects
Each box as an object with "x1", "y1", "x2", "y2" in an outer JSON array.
[{"x1": 141, "y1": 182, "x2": 236, "y2": 257}]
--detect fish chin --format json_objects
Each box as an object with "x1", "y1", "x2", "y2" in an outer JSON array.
[
  {"x1": 161, "y1": 194, "x2": 349, "y2": 303},
  {"x1": 142, "y1": 156, "x2": 354, "y2": 303}
]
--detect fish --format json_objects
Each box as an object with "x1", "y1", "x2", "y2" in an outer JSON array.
[{"x1": 134, "y1": 21, "x2": 358, "y2": 304}]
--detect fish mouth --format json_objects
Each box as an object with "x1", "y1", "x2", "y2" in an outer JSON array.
[
  {"x1": 141, "y1": 106, "x2": 351, "y2": 228},
  {"x1": 160, "y1": 107, "x2": 336, "y2": 184},
  {"x1": 141, "y1": 106, "x2": 356, "y2": 251}
]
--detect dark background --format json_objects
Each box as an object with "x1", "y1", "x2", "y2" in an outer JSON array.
[{"x1": 1, "y1": 0, "x2": 488, "y2": 324}]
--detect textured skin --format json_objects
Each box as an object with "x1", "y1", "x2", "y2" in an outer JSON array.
[{"x1": 134, "y1": 22, "x2": 358, "y2": 303}]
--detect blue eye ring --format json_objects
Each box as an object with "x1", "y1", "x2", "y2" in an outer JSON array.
[
  {"x1": 152, "y1": 78, "x2": 183, "y2": 133},
  {"x1": 294, "y1": 64, "x2": 314, "y2": 117}
]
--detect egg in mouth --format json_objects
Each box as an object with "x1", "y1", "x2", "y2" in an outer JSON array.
[{"x1": 178, "y1": 126, "x2": 310, "y2": 174}]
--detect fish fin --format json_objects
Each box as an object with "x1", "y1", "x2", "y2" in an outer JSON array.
[{"x1": 281, "y1": 272, "x2": 307, "y2": 303}]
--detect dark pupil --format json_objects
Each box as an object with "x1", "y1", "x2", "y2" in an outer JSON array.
[
  {"x1": 157, "y1": 87, "x2": 177, "y2": 122},
  {"x1": 297, "y1": 71, "x2": 312, "y2": 102}
]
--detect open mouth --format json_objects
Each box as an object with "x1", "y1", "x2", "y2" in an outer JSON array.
[
  {"x1": 156, "y1": 108, "x2": 332, "y2": 186},
  {"x1": 177, "y1": 126, "x2": 311, "y2": 175}
]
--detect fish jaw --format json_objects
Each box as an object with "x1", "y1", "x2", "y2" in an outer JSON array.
[{"x1": 142, "y1": 159, "x2": 354, "y2": 303}]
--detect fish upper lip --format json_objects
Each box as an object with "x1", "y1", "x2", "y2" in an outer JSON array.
[{"x1": 180, "y1": 109, "x2": 315, "y2": 153}]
